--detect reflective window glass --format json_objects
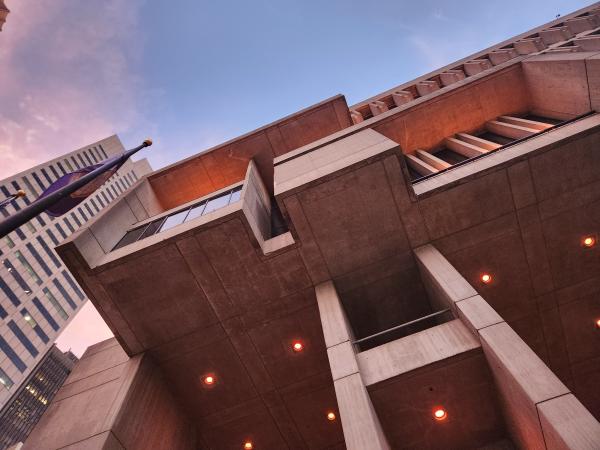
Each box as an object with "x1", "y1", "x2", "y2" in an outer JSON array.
[
  {"x1": 113, "y1": 226, "x2": 146, "y2": 250},
  {"x1": 42, "y1": 287, "x2": 68, "y2": 320},
  {"x1": 159, "y1": 209, "x2": 189, "y2": 232},
  {"x1": 184, "y1": 202, "x2": 206, "y2": 222},
  {"x1": 204, "y1": 192, "x2": 232, "y2": 215},
  {"x1": 139, "y1": 219, "x2": 164, "y2": 239},
  {"x1": 229, "y1": 187, "x2": 242, "y2": 203},
  {"x1": 15, "y1": 251, "x2": 42, "y2": 285},
  {"x1": 0, "y1": 367, "x2": 14, "y2": 389}
]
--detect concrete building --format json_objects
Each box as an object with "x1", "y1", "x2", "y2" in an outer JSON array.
[
  {"x1": 0, "y1": 345, "x2": 77, "y2": 448},
  {"x1": 0, "y1": 135, "x2": 152, "y2": 411},
  {"x1": 24, "y1": 3, "x2": 600, "y2": 449}
]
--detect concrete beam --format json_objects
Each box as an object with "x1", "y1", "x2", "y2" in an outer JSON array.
[
  {"x1": 369, "y1": 101, "x2": 389, "y2": 117},
  {"x1": 350, "y1": 111, "x2": 364, "y2": 124},
  {"x1": 538, "y1": 27, "x2": 573, "y2": 45},
  {"x1": 416, "y1": 80, "x2": 440, "y2": 96},
  {"x1": 416, "y1": 150, "x2": 452, "y2": 170},
  {"x1": 498, "y1": 115, "x2": 553, "y2": 131},
  {"x1": 575, "y1": 36, "x2": 600, "y2": 51},
  {"x1": 463, "y1": 59, "x2": 493, "y2": 76},
  {"x1": 488, "y1": 48, "x2": 518, "y2": 66},
  {"x1": 514, "y1": 37, "x2": 546, "y2": 55},
  {"x1": 315, "y1": 281, "x2": 390, "y2": 450},
  {"x1": 392, "y1": 90, "x2": 413, "y2": 107},
  {"x1": 406, "y1": 154, "x2": 439, "y2": 176},
  {"x1": 445, "y1": 137, "x2": 488, "y2": 158},
  {"x1": 439, "y1": 69, "x2": 466, "y2": 87},
  {"x1": 565, "y1": 15, "x2": 600, "y2": 35},
  {"x1": 485, "y1": 120, "x2": 538, "y2": 139},
  {"x1": 455, "y1": 133, "x2": 502, "y2": 151}
]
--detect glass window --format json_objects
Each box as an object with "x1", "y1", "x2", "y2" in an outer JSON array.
[
  {"x1": 107, "y1": 189, "x2": 114, "y2": 201},
  {"x1": 21, "y1": 308, "x2": 49, "y2": 344},
  {"x1": 77, "y1": 207, "x2": 88, "y2": 222},
  {"x1": 139, "y1": 219, "x2": 164, "y2": 239},
  {"x1": 0, "y1": 275, "x2": 16, "y2": 311},
  {"x1": 8, "y1": 320, "x2": 38, "y2": 357},
  {"x1": 31, "y1": 172, "x2": 47, "y2": 191},
  {"x1": 63, "y1": 218, "x2": 75, "y2": 233},
  {"x1": 85, "y1": 204, "x2": 94, "y2": 218},
  {"x1": 88, "y1": 149, "x2": 99, "y2": 163},
  {"x1": 46, "y1": 229, "x2": 59, "y2": 246},
  {"x1": 0, "y1": 186, "x2": 19, "y2": 211},
  {"x1": 15, "y1": 251, "x2": 42, "y2": 285},
  {"x1": 159, "y1": 209, "x2": 189, "y2": 232},
  {"x1": 4, "y1": 236, "x2": 15, "y2": 249},
  {"x1": 0, "y1": 367, "x2": 14, "y2": 389},
  {"x1": 26, "y1": 222, "x2": 36, "y2": 233},
  {"x1": 77, "y1": 154, "x2": 86, "y2": 168},
  {"x1": 230, "y1": 187, "x2": 242, "y2": 203},
  {"x1": 99, "y1": 144, "x2": 108, "y2": 159},
  {"x1": 32, "y1": 297, "x2": 59, "y2": 331},
  {"x1": 0, "y1": 334, "x2": 26, "y2": 373},
  {"x1": 42, "y1": 288, "x2": 68, "y2": 320},
  {"x1": 89, "y1": 199, "x2": 99, "y2": 213},
  {"x1": 3, "y1": 258, "x2": 31, "y2": 296},
  {"x1": 36, "y1": 237, "x2": 61, "y2": 269},
  {"x1": 111, "y1": 185, "x2": 119, "y2": 197},
  {"x1": 101, "y1": 191, "x2": 110, "y2": 205},
  {"x1": 82, "y1": 152, "x2": 93, "y2": 166},
  {"x1": 55, "y1": 223, "x2": 67, "y2": 240},
  {"x1": 56, "y1": 161, "x2": 67, "y2": 175},
  {"x1": 113, "y1": 226, "x2": 146, "y2": 250},
  {"x1": 52, "y1": 279, "x2": 76, "y2": 310},
  {"x1": 49, "y1": 165, "x2": 60, "y2": 179},
  {"x1": 96, "y1": 195, "x2": 105, "y2": 208},
  {"x1": 62, "y1": 270, "x2": 84, "y2": 300},
  {"x1": 70, "y1": 212, "x2": 81, "y2": 227},
  {"x1": 11, "y1": 181, "x2": 30, "y2": 206},
  {"x1": 185, "y1": 202, "x2": 206, "y2": 222},
  {"x1": 64, "y1": 159, "x2": 74, "y2": 172},
  {"x1": 204, "y1": 191, "x2": 232, "y2": 215},
  {"x1": 25, "y1": 243, "x2": 51, "y2": 276},
  {"x1": 119, "y1": 179, "x2": 127, "y2": 191},
  {"x1": 71, "y1": 156, "x2": 81, "y2": 170},
  {"x1": 40, "y1": 168, "x2": 53, "y2": 184}
]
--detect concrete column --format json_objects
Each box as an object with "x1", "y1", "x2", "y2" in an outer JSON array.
[
  {"x1": 415, "y1": 244, "x2": 600, "y2": 450},
  {"x1": 315, "y1": 281, "x2": 390, "y2": 450},
  {"x1": 24, "y1": 339, "x2": 195, "y2": 450}
]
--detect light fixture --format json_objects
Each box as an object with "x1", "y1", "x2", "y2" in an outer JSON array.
[
  {"x1": 292, "y1": 341, "x2": 303, "y2": 352},
  {"x1": 23, "y1": 315, "x2": 31, "y2": 322},
  {"x1": 595, "y1": 318, "x2": 600, "y2": 329},
  {"x1": 243, "y1": 441, "x2": 253, "y2": 449},
  {"x1": 203, "y1": 375, "x2": 215, "y2": 385},
  {"x1": 433, "y1": 408, "x2": 447, "y2": 421},
  {"x1": 582, "y1": 236, "x2": 596, "y2": 248},
  {"x1": 481, "y1": 273, "x2": 492, "y2": 284},
  {"x1": 327, "y1": 411, "x2": 336, "y2": 421}
]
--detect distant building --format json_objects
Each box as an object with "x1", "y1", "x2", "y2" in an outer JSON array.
[
  {"x1": 21, "y1": 3, "x2": 600, "y2": 449},
  {"x1": 0, "y1": 136, "x2": 152, "y2": 411},
  {"x1": 0, "y1": 345, "x2": 77, "y2": 448},
  {"x1": 0, "y1": 0, "x2": 8, "y2": 32}
]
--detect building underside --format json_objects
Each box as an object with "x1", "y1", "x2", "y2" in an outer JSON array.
[{"x1": 23, "y1": 3, "x2": 600, "y2": 449}]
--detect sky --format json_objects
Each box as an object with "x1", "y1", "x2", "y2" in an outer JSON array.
[{"x1": 0, "y1": 0, "x2": 591, "y2": 356}]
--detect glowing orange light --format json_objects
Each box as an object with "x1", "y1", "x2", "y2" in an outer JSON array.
[
  {"x1": 583, "y1": 236, "x2": 596, "y2": 248},
  {"x1": 596, "y1": 318, "x2": 600, "y2": 329},
  {"x1": 203, "y1": 375, "x2": 215, "y2": 385},
  {"x1": 433, "y1": 408, "x2": 447, "y2": 421},
  {"x1": 481, "y1": 273, "x2": 492, "y2": 284},
  {"x1": 292, "y1": 341, "x2": 304, "y2": 352},
  {"x1": 243, "y1": 442, "x2": 253, "y2": 450},
  {"x1": 327, "y1": 411, "x2": 336, "y2": 421}
]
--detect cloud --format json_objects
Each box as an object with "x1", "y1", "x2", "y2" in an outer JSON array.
[{"x1": 0, "y1": 0, "x2": 150, "y2": 179}]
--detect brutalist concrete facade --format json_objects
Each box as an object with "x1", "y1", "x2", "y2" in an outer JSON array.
[{"x1": 24, "y1": 3, "x2": 600, "y2": 449}]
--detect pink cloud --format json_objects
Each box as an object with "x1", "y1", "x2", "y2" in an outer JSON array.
[{"x1": 0, "y1": 0, "x2": 149, "y2": 179}]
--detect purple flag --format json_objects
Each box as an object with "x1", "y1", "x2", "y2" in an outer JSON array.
[{"x1": 37, "y1": 155, "x2": 124, "y2": 217}]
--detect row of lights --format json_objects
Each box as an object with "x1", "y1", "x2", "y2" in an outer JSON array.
[{"x1": 202, "y1": 340, "x2": 337, "y2": 449}]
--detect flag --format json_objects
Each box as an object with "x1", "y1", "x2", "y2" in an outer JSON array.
[{"x1": 36, "y1": 155, "x2": 124, "y2": 217}]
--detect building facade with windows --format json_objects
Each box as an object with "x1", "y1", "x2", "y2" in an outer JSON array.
[
  {"x1": 0, "y1": 345, "x2": 77, "y2": 449},
  {"x1": 23, "y1": 3, "x2": 600, "y2": 449},
  {"x1": 0, "y1": 135, "x2": 151, "y2": 411}
]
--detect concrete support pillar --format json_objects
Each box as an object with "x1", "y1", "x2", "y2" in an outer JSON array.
[
  {"x1": 24, "y1": 339, "x2": 195, "y2": 450},
  {"x1": 315, "y1": 281, "x2": 390, "y2": 450},
  {"x1": 414, "y1": 245, "x2": 600, "y2": 450}
]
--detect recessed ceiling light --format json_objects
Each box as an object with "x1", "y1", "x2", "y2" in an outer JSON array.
[
  {"x1": 327, "y1": 411, "x2": 336, "y2": 421},
  {"x1": 203, "y1": 375, "x2": 215, "y2": 385},
  {"x1": 243, "y1": 441, "x2": 253, "y2": 449},
  {"x1": 582, "y1": 236, "x2": 596, "y2": 248},
  {"x1": 595, "y1": 318, "x2": 600, "y2": 329},
  {"x1": 292, "y1": 341, "x2": 303, "y2": 352},
  {"x1": 481, "y1": 273, "x2": 492, "y2": 284},
  {"x1": 433, "y1": 408, "x2": 447, "y2": 421}
]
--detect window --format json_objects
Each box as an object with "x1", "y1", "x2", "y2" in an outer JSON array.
[
  {"x1": 49, "y1": 165, "x2": 60, "y2": 179},
  {"x1": 36, "y1": 237, "x2": 61, "y2": 269},
  {"x1": 0, "y1": 276, "x2": 15, "y2": 312},
  {"x1": 89, "y1": 199, "x2": 99, "y2": 213},
  {"x1": 159, "y1": 210, "x2": 189, "y2": 232},
  {"x1": 56, "y1": 162, "x2": 67, "y2": 175},
  {"x1": 230, "y1": 187, "x2": 242, "y2": 203},
  {"x1": 204, "y1": 191, "x2": 233, "y2": 214},
  {"x1": 0, "y1": 334, "x2": 26, "y2": 372},
  {"x1": 32, "y1": 297, "x2": 59, "y2": 331},
  {"x1": 88, "y1": 149, "x2": 98, "y2": 163},
  {"x1": 85, "y1": 204, "x2": 94, "y2": 218},
  {"x1": 11, "y1": 181, "x2": 30, "y2": 206},
  {"x1": 8, "y1": 321, "x2": 38, "y2": 357},
  {"x1": 55, "y1": 223, "x2": 67, "y2": 240},
  {"x1": 4, "y1": 236, "x2": 15, "y2": 249},
  {"x1": 25, "y1": 243, "x2": 52, "y2": 276},
  {"x1": 111, "y1": 185, "x2": 119, "y2": 197},
  {"x1": 64, "y1": 159, "x2": 74, "y2": 172},
  {"x1": 107, "y1": 189, "x2": 114, "y2": 201},
  {"x1": 71, "y1": 156, "x2": 81, "y2": 170},
  {"x1": 3, "y1": 258, "x2": 30, "y2": 297},
  {"x1": 70, "y1": 212, "x2": 82, "y2": 228},
  {"x1": 46, "y1": 229, "x2": 59, "y2": 246},
  {"x1": 99, "y1": 145, "x2": 108, "y2": 159},
  {"x1": 40, "y1": 168, "x2": 53, "y2": 185},
  {"x1": 42, "y1": 288, "x2": 68, "y2": 320},
  {"x1": 0, "y1": 367, "x2": 14, "y2": 389},
  {"x1": 52, "y1": 279, "x2": 76, "y2": 310},
  {"x1": 82, "y1": 152, "x2": 93, "y2": 166},
  {"x1": 62, "y1": 270, "x2": 84, "y2": 300},
  {"x1": 21, "y1": 308, "x2": 49, "y2": 344},
  {"x1": 63, "y1": 217, "x2": 75, "y2": 233},
  {"x1": 77, "y1": 207, "x2": 88, "y2": 222},
  {"x1": 113, "y1": 226, "x2": 147, "y2": 251},
  {"x1": 21, "y1": 177, "x2": 39, "y2": 198},
  {"x1": 96, "y1": 195, "x2": 105, "y2": 209},
  {"x1": 31, "y1": 172, "x2": 47, "y2": 191},
  {"x1": 26, "y1": 222, "x2": 36, "y2": 234},
  {"x1": 101, "y1": 191, "x2": 110, "y2": 205},
  {"x1": 15, "y1": 251, "x2": 42, "y2": 286},
  {"x1": 77, "y1": 154, "x2": 86, "y2": 168},
  {"x1": 185, "y1": 202, "x2": 206, "y2": 222}
]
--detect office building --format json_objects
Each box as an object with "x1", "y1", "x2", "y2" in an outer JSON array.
[
  {"x1": 24, "y1": 3, "x2": 600, "y2": 449},
  {"x1": 0, "y1": 345, "x2": 77, "y2": 448},
  {"x1": 0, "y1": 135, "x2": 152, "y2": 411}
]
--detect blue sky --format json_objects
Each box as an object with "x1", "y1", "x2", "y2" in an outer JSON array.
[
  {"x1": 0, "y1": 0, "x2": 591, "y2": 178},
  {"x1": 0, "y1": 0, "x2": 591, "y2": 355}
]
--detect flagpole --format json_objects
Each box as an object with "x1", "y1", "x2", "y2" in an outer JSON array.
[{"x1": 0, "y1": 139, "x2": 152, "y2": 239}]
